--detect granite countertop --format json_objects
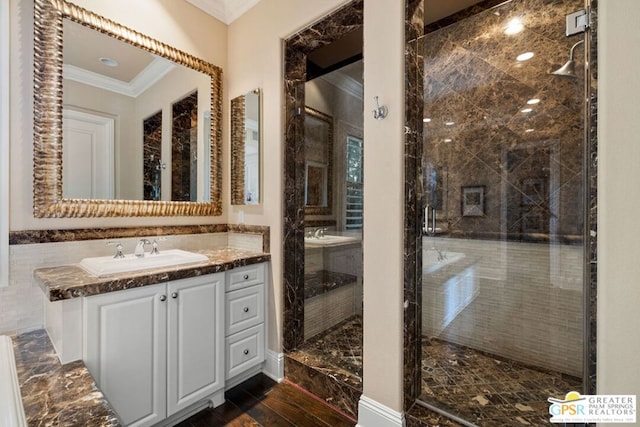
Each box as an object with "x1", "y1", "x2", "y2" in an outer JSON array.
[
  {"x1": 13, "y1": 329, "x2": 121, "y2": 426},
  {"x1": 34, "y1": 248, "x2": 271, "y2": 301}
]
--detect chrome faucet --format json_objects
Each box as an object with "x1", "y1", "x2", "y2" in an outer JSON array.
[
  {"x1": 135, "y1": 239, "x2": 151, "y2": 257},
  {"x1": 314, "y1": 227, "x2": 327, "y2": 238}
]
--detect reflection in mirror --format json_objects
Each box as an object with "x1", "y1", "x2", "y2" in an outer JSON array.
[
  {"x1": 143, "y1": 111, "x2": 163, "y2": 201},
  {"x1": 33, "y1": 0, "x2": 222, "y2": 217},
  {"x1": 62, "y1": 18, "x2": 210, "y2": 202},
  {"x1": 231, "y1": 89, "x2": 261, "y2": 205},
  {"x1": 304, "y1": 107, "x2": 333, "y2": 215},
  {"x1": 171, "y1": 91, "x2": 198, "y2": 201}
]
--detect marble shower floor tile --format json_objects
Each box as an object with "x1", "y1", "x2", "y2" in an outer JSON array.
[
  {"x1": 420, "y1": 337, "x2": 582, "y2": 426},
  {"x1": 297, "y1": 316, "x2": 581, "y2": 426},
  {"x1": 299, "y1": 315, "x2": 363, "y2": 378}
]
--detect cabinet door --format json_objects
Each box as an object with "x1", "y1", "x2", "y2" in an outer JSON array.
[
  {"x1": 85, "y1": 284, "x2": 167, "y2": 427},
  {"x1": 167, "y1": 273, "x2": 224, "y2": 415}
]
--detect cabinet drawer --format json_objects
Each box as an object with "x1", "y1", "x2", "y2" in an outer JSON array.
[
  {"x1": 227, "y1": 263, "x2": 265, "y2": 291},
  {"x1": 226, "y1": 325, "x2": 264, "y2": 379},
  {"x1": 226, "y1": 285, "x2": 264, "y2": 336}
]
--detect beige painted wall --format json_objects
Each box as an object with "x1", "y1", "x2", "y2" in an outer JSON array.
[
  {"x1": 9, "y1": 0, "x2": 228, "y2": 231},
  {"x1": 361, "y1": 0, "x2": 405, "y2": 413},
  {"x1": 597, "y1": 0, "x2": 640, "y2": 418}
]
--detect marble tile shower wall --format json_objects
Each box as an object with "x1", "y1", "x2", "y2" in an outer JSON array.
[
  {"x1": 423, "y1": 0, "x2": 584, "y2": 239},
  {"x1": 0, "y1": 232, "x2": 262, "y2": 335},
  {"x1": 423, "y1": 237, "x2": 582, "y2": 376}
]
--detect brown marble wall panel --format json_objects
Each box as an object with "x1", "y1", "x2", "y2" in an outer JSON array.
[
  {"x1": 404, "y1": 0, "x2": 425, "y2": 410},
  {"x1": 586, "y1": 0, "x2": 598, "y2": 396},
  {"x1": 282, "y1": 0, "x2": 363, "y2": 352},
  {"x1": 172, "y1": 91, "x2": 199, "y2": 201},
  {"x1": 143, "y1": 111, "x2": 163, "y2": 201},
  {"x1": 9, "y1": 224, "x2": 269, "y2": 249},
  {"x1": 421, "y1": 0, "x2": 585, "y2": 240},
  {"x1": 285, "y1": 353, "x2": 361, "y2": 419}
]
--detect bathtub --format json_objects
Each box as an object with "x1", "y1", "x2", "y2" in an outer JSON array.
[
  {"x1": 422, "y1": 249, "x2": 479, "y2": 336},
  {"x1": 422, "y1": 248, "x2": 466, "y2": 274},
  {"x1": 0, "y1": 336, "x2": 26, "y2": 427}
]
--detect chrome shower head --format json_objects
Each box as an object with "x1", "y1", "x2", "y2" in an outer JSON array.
[{"x1": 551, "y1": 39, "x2": 584, "y2": 78}]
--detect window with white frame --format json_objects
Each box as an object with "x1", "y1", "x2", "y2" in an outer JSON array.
[{"x1": 345, "y1": 135, "x2": 363, "y2": 230}]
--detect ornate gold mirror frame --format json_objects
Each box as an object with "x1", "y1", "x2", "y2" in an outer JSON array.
[
  {"x1": 33, "y1": 0, "x2": 222, "y2": 217},
  {"x1": 304, "y1": 106, "x2": 333, "y2": 215}
]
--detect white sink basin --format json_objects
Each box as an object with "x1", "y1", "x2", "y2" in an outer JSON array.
[
  {"x1": 304, "y1": 235, "x2": 360, "y2": 247},
  {"x1": 79, "y1": 249, "x2": 209, "y2": 277}
]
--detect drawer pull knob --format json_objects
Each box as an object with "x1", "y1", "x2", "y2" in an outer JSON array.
[
  {"x1": 171, "y1": 292, "x2": 178, "y2": 299},
  {"x1": 243, "y1": 307, "x2": 249, "y2": 313},
  {"x1": 160, "y1": 295, "x2": 167, "y2": 302},
  {"x1": 243, "y1": 274, "x2": 249, "y2": 280},
  {"x1": 243, "y1": 349, "x2": 249, "y2": 355}
]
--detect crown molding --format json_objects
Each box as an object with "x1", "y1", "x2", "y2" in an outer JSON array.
[
  {"x1": 185, "y1": 0, "x2": 262, "y2": 24},
  {"x1": 63, "y1": 57, "x2": 175, "y2": 98}
]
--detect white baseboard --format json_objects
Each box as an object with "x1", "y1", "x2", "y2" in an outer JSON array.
[
  {"x1": 262, "y1": 349, "x2": 284, "y2": 383},
  {"x1": 356, "y1": 395, "x2": 404, "y2": 427}
]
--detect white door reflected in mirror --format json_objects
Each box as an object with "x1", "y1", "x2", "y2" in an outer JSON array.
[{"x1": 62, "y1": 109, "x2": 114, "y2": 199}]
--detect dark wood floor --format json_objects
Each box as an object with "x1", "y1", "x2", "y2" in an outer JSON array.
[{"x1": 176, "y1": 374, "x2": 356, "y2": 427}]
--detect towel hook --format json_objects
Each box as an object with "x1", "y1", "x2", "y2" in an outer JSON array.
[{"x1": 372, "y1": 96, "x2": 388, "y2": 120}]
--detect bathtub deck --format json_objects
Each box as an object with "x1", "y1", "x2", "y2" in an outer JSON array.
[{"x1": 12, "y1": 329, "x2": 120, "y2": 426}]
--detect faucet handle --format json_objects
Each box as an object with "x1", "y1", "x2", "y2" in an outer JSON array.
[
  {"x1": 150, "y1": 237, "x2": 168, "y2": 255},
  {"x1": 151, "y1": 239, "x2": 160, "y2": 255},
  {"x1": 107, "y1": 241, "x2": 125, "y2": 259}
]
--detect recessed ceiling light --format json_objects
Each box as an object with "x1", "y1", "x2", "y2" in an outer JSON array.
[
  {"x1": 99, "y1": 57, "x2": 119, "y2": 67},
  {"x1": 521, "y1": 108, "x2": 533, "y2": 113},
  {"x1": 516, "y1": 52, "x2": 534, "y2": 61},
  {"x1": 504, "y1": 18, "x2": 524, "y2": 35},
  {"x1": 423, "y1": 118, "x2": 431, "y2": 123},
  {"x1": 527, "y1": 98, "x2": 541, "y2": 105},
  {"x1": 445, "y1": 121, "x2": 455, "y2": 126}
]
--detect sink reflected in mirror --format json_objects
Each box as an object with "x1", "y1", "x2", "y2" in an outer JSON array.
[
  {"x1": 304, "y1": 234, "x2": 360, "y2": 247},
  {"x1": 79, "y1": 249, "x2": 209, "y2": 277}
]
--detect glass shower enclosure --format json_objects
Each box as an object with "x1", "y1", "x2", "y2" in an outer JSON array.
[{"x1": 419, "y1": 0, "x2": 587, "y2": 425}]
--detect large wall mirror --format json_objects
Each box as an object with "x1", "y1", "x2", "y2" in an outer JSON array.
[
  {"x1": 33, "y1": 0, "x2": 222, "y2": 217},
  {"x1": 230, "y1": 88, "x2": 261, "y2": 205},
  {"x1": 304, "y1": 106, "x2": 333, "y2": 215}
]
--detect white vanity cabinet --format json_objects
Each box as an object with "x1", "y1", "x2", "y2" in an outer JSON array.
[
  {"x1": 84, "y1": 273, "x2": 225, "y2": 427},
  {"x1": 225, "y1": 263, "x2": 266, "y2": 386}
]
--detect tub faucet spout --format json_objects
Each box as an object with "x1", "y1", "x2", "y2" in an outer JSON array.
[{"x1": 314, "y1": 227, "x2": 327, "y2": 238}]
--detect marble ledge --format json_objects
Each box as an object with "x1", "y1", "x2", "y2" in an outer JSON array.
[
  {"x1": 35, "y1": 248, "x2": 271, "y2": 302},
  {"x1": 13, "y1": 329, "x2": 120, "y2": 426}
]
